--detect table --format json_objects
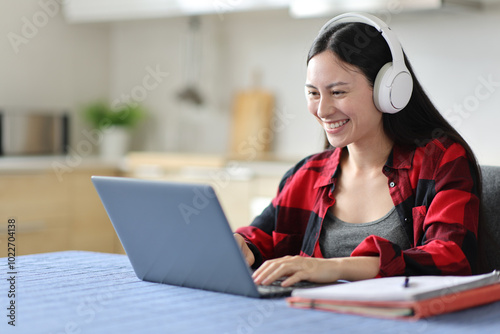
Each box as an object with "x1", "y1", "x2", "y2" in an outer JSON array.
[{"x1": 1, "y1": 251, "x2": 499, "y2": 334}]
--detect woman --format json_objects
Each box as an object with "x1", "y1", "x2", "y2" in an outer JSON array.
[{"x1": 234, "y1": 14, "x2": 481, "y2": 287}]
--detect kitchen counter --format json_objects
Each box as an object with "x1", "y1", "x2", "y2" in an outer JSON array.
[
  {"x1": 0, "y1": 155, "x2": 122, "y2": 173},
  {"x1": 123, "y1": 151, "x2": 296, "y2": 179}
]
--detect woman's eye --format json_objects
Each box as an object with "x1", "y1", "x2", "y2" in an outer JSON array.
[
  {"x1": 307, "y1": 91, "x2": 319, "y2": 97},
  {"x1": 332, "y1": 91, "x2": 345, "y2": 96}
]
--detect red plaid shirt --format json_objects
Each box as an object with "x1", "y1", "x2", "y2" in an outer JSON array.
[{"x1": 236, "y1": 137, "x2": 480, "y2": 277}]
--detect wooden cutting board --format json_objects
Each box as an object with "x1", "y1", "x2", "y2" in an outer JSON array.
[{"x1": 230, "y1": 89, "x2": 275, "y2": 159}]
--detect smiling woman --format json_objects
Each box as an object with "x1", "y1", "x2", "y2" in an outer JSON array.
[
  {"x1": 305, "y1": 51, "x2": 387, "y2": 153},
  {"x1": 234, "y1": 12, "x2": 482, "y2": 287}
]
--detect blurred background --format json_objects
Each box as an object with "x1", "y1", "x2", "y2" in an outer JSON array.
[{"x1": 1, "y1": 0, "x2": 499, "y2": 256}]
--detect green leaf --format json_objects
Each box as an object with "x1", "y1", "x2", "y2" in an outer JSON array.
[{"x1": 82, "y1": 101, "x2": 145, "y2": 130}]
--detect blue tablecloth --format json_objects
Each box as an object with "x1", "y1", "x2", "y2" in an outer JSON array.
[{"x1": 1, "y1": 251, "x2": 499, "y2": 334}]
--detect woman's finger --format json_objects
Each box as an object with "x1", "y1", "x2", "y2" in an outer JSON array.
[
  {"x1": 253, "y1": 256, "x2": 303, "y2": 285},
  {"x1": 280, "y1": 271, "x2": 308, "y2": 287}
]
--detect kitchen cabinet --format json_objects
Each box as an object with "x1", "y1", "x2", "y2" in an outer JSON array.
[
  {"x1": 0, "y1": 172, "x2": 72, "y2": 256},
  {"x1": 68, "y1": 169, "x2": 122, "y2": 254},
  {"x1": 0, "y1": 161, "x2": 120, "y2": 257}
]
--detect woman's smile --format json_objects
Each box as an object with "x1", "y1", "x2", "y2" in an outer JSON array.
[{"x1": 324, "y1": 119, "x2": 350, "y2": 133}]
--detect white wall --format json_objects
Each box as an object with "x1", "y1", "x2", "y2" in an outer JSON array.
[
  {"x1": 2, "y1": 3, "x2": 500, "y2": 165},
  {"x1": 108, "y1": 8, "x2": 500, "y2": 164},
  {"x1": 221, "y1": 11, "x2": 324, "y2": 159},
  {"x1": 0, "y1": 0, "x2": 110, "y2": 152},
  {"x1": 389, "y1": 10, "x2": 500, "y2": 166},
  {"x1": 109, "y1": 16, "x2": 231, "y2": 153},
  {"x1": 108, "y1": 11, "x2": 326, "y2": 158}
]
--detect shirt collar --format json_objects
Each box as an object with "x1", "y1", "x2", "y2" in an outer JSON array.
[
  {"x1": 313, "y1": 148, "x2": 342, "y2": 189},
  {"x1": 385, "y1": 144, "x2": 415, "y2": 170}
]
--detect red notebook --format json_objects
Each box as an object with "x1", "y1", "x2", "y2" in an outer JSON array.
[{"x1": 287, "y1": 271, "x2": 500, "y2": 319}]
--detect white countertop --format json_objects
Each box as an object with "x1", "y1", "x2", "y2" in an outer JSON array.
[
  {"x1": 0, "y1": 155, "x2": 122, "y2": 173},
  {"x1": 0, "y1": 153, "x2": 297, "y2": 178},
  {"x1": 123, "y1": 152, "x2": 296, "y2": 180}
]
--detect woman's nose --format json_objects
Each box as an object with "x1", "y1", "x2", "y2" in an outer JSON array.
[{"x1": 317, "y1": 97, "x2": 335, "y2": 119}]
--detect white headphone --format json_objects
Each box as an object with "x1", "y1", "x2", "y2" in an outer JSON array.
[{"x1": 318, "y1": 12, "x2": 413, "y2": 114}]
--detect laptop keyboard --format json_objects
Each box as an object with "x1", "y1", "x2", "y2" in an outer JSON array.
[{"x1": 257, "y1": 278, "x2": 320, "y2": 298}]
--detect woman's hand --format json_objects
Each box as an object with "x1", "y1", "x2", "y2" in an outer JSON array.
[
  {"x1": 252, "y1": 256, "x2": 380, "y2": 287},
  {"x1": 234, "y1": 233, "x2": 255, "y2": 266}
]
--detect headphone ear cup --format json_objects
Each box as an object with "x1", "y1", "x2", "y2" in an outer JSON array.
[
  {"x1": 373, "y1": 62, "x2": 396, "y2": 114},
  {"x1": 374, "y1": 62, "x2": 413, "y2": 114},
  {"x1": 390, "y1": 70, "x2": 413, "y2": 111}
]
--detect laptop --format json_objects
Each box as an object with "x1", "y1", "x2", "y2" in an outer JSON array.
[{"x1": 91, "y1": 176, "x2": 321, "y2": 298}]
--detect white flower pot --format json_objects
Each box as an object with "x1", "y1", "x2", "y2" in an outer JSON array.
[{"x1": 100, "y1": 126, "x2": 130, "y2": 161}]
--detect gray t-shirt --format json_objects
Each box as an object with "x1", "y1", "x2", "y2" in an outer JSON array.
[{"x1": 319, "y1": 207, "x2": 411, "y2": 258}]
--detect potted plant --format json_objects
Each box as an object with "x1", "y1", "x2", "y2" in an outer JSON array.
[{"x1": 83, "y1": 101, "x2": 145, "y2": 160}]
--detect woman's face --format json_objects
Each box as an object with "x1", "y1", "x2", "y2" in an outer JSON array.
[{"x1": 305, "y1": 51, "x2": 385, "y2": 149}]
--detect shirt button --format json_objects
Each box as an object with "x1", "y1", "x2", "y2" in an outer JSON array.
[{"x1": 389, "y1": 181, "x2": 396, "y2": 188}]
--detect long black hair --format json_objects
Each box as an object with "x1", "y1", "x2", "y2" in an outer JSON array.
[
  {"x1": 309, "y1": 23, "x2": 475, "y2": 158},
  {"x1": 309, "y1": 22, "x2": 488, "y2": 271}
]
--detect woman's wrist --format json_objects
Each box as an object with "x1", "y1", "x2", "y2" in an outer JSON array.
[{"x1": 332, "y1": 256, "x2": 380, "y2": 281}]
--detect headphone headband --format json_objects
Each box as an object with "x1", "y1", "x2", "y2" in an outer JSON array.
[
  {"x1": 316, "y1": 12, "x2": 413, "y2": 113},
  {"x1": 319, "y1": 13, "x2": 405, "y2": 70}
]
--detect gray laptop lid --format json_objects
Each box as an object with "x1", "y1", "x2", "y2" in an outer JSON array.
[{"x1": 91, "y1": 176, "x2": 260, "y2": 298}]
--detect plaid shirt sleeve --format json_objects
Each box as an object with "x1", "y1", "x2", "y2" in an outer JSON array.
[
  {"x1": 351, "y1": 139, "x2": 481, "y2": 276},
  {"x1": 237, "y1": 139, "x2": 480, "y2": 277},
  {"x1": 235, "y1": 151, "x2": 338, "y2": 266}
]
